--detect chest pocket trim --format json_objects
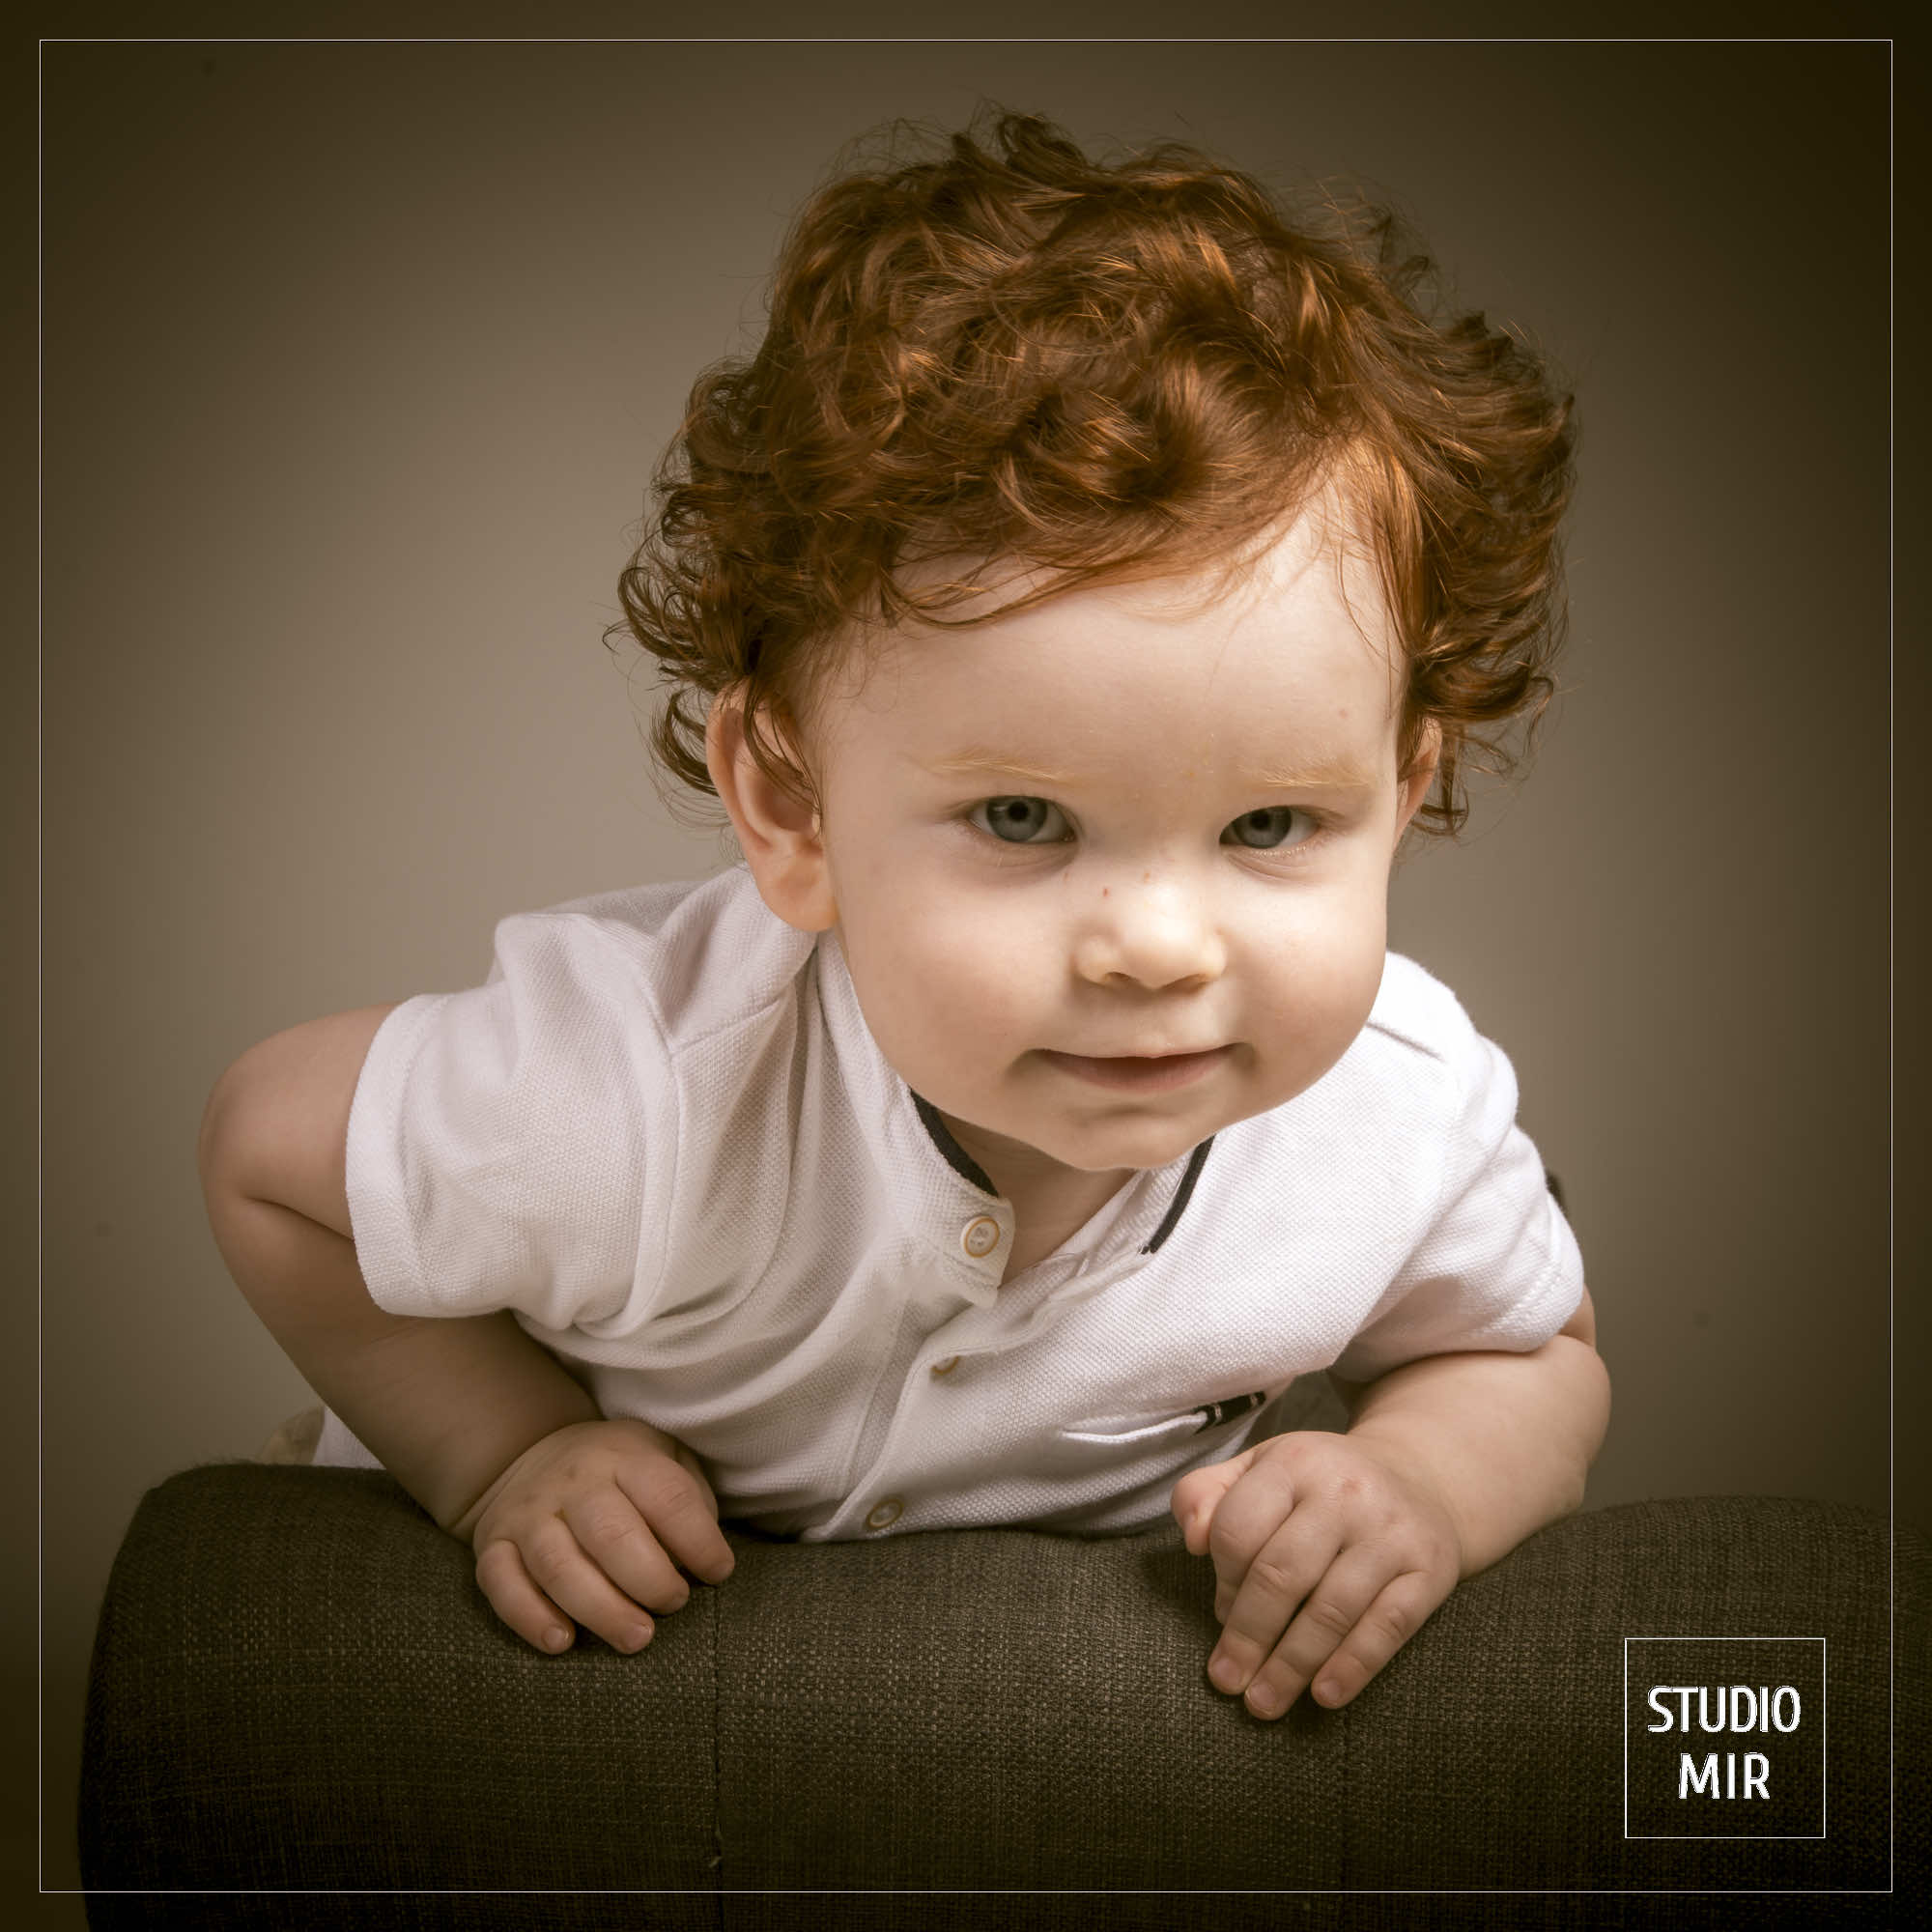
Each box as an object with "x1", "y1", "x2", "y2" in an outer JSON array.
[{"x1": 1059, "y1": 1388, "x2": 1268, "y2": 1447}]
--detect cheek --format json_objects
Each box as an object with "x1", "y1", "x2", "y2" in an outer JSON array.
[
  {"x1": 845, "y1": 882, "x2": 1052, "y2": 1051},
  {"x1": 1321, "y1": 886, "x2": 1391, "y2": 1014},
  {"x1": 1250, "y1": 880, "x2": 1390, "y2": 1050}
]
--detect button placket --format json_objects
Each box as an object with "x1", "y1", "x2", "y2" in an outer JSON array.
[{"x1": 830, "y1": 1222, "x2": 1025, "y2": 1540}]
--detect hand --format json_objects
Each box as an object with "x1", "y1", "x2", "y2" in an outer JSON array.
[
  {"x1": 461, "y1": 1417, "x2": 735, "y2": 1656},
  {"x1": 1170, "y1": 1430, "x2": 1462, "y2": 1719}
]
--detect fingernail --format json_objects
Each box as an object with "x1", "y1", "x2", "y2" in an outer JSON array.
[
  {"x1": 1246, "y1": 1685, "x2": 1282, "y2": 1718},
  {"x1": 542, "y1": 1625, "x2": 571, "y2": 1652},
  {"x1": 1313, "y1": 1676, "x2": 1342, "y2": 1706},
  {"x1": 621, "y1": 1622, "x2": 653, "y2": 1652},
  {"x1": 1209, "y1": 1654, "x2": 1244, "y2": 1692}
]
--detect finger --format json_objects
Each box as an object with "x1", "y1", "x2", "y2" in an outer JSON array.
[
  {"x1": 1241, "y1": 1544, "x2": 1419, "y2": 1719},
  {"x1": 671, "y1": 1439, "x2": 724, "y2": 1520},
  {"x1": 615, "y1": 1457, "x2": 736, "y2": 1584},
  {"x1": 1207, "y1": 1511, "x2": 1343, "y2": 1697},
  {"x1": 1302, "y1": 1567, "x2": 1451, "y2": 1711},
  {"x1": 1170, "y1": 1447, "x2": 1260, "y2": 1554},
  {"x1": 473, "y1": 1536, "x2": 597, "y2": 1656},
  {"x1": 560, "y1": 1491, "x2": 694, "y2": 1615},
  {"x1": 512, "y1": 1513, "x2": 658, "y2": 1655},
  {"x1": 1203, "y1": 1452, "x2": 1308, "y2": 1610}
]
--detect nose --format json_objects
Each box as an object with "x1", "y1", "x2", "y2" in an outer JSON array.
[{"x1": 1071, "y1": 869, "x2": 1228, "y2": 991}]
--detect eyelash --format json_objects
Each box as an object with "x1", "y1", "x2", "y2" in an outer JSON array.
[{"x1": 963, "y1": 796, "x2": 1331, "y2": 863}]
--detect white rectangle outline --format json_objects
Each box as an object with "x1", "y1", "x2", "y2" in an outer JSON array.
[{"x1": 1623, "y1": 1636, "x2": 1828, "y2": 1840}]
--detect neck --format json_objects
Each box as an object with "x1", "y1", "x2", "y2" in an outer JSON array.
[{"x1": 929, "y1": 1106, "x2": 1135, "y2": 1279}]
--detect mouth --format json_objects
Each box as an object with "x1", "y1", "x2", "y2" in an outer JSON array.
[{"x1": 1038, "y1": 1045, "x2": 1235, "y2": 1093}]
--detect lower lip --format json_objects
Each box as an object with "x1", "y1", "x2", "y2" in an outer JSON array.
[{"x1": 1039, "y1": 1046, "x2": 1234, "y2": 1092}]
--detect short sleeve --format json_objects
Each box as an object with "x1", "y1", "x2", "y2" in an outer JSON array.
[
  {"x1": 1329, "y1": 1023, "x2": 1584, "y2": 1383},
  {"x1": 343, "y1": 911, "x2": 679, "y2": 1332}
]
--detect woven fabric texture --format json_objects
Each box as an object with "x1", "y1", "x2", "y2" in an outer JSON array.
[{"x1": 80, "y1": 1465, "x2": 1923, "y2": 1928}]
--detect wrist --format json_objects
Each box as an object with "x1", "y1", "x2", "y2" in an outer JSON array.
[
  {"x1": 435, "y1": 1392, "x2": 603, "y2": 1541},
  {"x1": 329, "y1": 1315, "x2": 600, "y2": 1535},
  {"x1": 1338, "y1": 1418, "x2": 1476, "y2": 1574},
  {"x1": 1336, "y1": 1339, "x2": 1607, "y2": 1576}
]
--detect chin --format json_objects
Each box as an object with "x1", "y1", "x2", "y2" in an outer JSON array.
[{"x1": 1048, "y1": 1116, "x2": 1215, "y2": 1174}]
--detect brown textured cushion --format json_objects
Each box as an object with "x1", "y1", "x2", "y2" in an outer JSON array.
[{"x1": 81, "y1": 1466, "x2": 1922, "y2": 1928}]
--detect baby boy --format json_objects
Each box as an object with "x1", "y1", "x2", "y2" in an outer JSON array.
[{"x1": 199, "y1": 111, "x2": 1608, "y2": 1722}]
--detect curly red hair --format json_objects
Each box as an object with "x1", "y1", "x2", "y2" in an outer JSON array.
[{"x1": 613, "y1": 108, "x2": 1575, "y2": 837}]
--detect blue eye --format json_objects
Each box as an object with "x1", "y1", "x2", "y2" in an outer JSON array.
[
  {"x1": 972, "y1": 796, "x2": 1069, "y2": 844},
  {"x1": 1223, "y1": 807, "x2": 1308, "y2": 850}
]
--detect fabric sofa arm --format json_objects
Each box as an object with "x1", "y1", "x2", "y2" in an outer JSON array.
[{"x1": 80, "y1": 1466, "x2": 1921, "y2": 1924}]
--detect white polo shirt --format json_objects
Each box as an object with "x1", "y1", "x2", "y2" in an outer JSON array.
[{"x1": 319, "y1": 863, "x2": 1584, "y2": 1539}]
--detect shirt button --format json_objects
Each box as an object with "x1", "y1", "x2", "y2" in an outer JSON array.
[
  {"x1": 961, "y1": 1215, "x2": 1002, "y2": 1258},
  {"x1": 865, "y1": 1497, "x2": 903, "y2": 1531},
  {"x1": 930, "y1": 1355, "x2": 960, "y2": 1377}
]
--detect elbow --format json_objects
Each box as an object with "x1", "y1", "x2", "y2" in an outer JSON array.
[
  {"x1": 1566, "y1": 1333, "x2": 1613, "y2": 1492},
  {"x1": 196, "y1": 1061, "x2": 236, "y2": 1200},
  {"x1": 196, "y1": 1052, "x2": 272, "y2": 1302},
  {"x1": 196, "y1": 1051, "x2": 256, "y2": 1204},
  {"x1": 1557, "y1": 1452, "x2": 1592, "y2": 1520},
  {"x1": 1554, "y1": 1282, "x2": 1611, "y2": 1468}
]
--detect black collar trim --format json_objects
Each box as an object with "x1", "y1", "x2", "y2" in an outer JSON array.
[
  {"x1": 1142, "y1": 1136, "x2": 1214, "y2": 1255},
  {"x1": 910, "y1": 1092, "x2": 1214, "y2": 1251},
  {"x1": 910, "y1": 1093, "x2": 1000, "y2": 1197}
]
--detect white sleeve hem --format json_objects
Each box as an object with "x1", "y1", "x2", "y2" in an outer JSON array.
[
  {"x1": 1327, "y1": 1191, "x2": 1587, "y2": 1384},
  {"x1": 342, "y1": 992, "x2": 451, "y2": 1315}
]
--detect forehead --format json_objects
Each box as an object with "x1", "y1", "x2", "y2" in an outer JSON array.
[{"x1": 810, "y1": 494, "x2": 1405, "y2": 766}]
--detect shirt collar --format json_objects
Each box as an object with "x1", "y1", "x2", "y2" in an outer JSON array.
[{"x1": 810, "y1": 922, "x2": 1213, "y2": 1284}]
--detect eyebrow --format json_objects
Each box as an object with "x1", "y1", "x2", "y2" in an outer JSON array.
[
  {"x1": 921, "y1": 751, "x2": 1384, "y2": 792},
  {"x1": 923, "y1": 753, "x2": 1086, "y2": 785},
  {"x1": 1236, "y1": 761, "x2": 1391, "y2": 792}
]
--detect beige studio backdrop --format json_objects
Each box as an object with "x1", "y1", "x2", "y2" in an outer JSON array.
[{"x1": 39, "y1": 36, "x2": 1890, "y2": 1893}]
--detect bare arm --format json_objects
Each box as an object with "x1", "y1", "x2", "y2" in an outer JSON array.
[
  {"x1": 201, "y1": 1002, "x2": 734, "y2": 1652},
  {"x1": 197, "y1": 1004, "x2": 600, "y2": 1533},
  {"x1": 1332, "y1": 1285, "x2": 1610, "y2": 1576}
]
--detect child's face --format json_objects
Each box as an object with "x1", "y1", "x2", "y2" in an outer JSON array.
[{"x1": 735, "y1": 497, "x2": 1436, "y2": 1200}]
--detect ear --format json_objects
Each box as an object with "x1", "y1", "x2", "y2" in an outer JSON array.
[
  {"x1": 705, "y1": 686, "x2": 838, "y2": 933},
  {"x1": 1393, "y1": 717, "x2": 1442, "y2": 843}
]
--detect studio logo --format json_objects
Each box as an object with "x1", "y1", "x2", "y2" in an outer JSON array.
[{"x1": 1624, "y1": 1636, "x2": 1826, "y2": 1839}]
